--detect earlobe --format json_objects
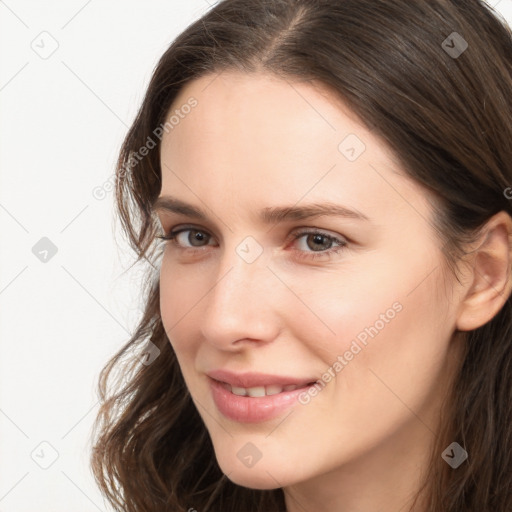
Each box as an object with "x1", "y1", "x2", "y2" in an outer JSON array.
[{"x1": 456, "y1": 211, "x2": 512, "y2": 332}]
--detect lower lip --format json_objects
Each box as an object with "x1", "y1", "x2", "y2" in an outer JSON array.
[{"x1": 209, "y1": 377, "x2": 314, "y2": 423}]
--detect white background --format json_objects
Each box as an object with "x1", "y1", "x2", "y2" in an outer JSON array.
[{"x1": 0, "y1": 1, "x2": 511, "y2": 510}]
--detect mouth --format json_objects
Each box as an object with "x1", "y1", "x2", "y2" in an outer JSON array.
[
  {"x1": 207, "y1": 372, "x2": 319, "y2": 423},
  {"x1": 215, "y1": 379, "x2": 317, "y2": 397}
]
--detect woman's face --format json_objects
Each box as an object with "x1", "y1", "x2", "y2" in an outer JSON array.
[{"x1": 156, "y1": 71, "x2": 464, "y2": 492}]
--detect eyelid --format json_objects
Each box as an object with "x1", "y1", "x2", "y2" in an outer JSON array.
[
  {"x1": 291, "y1": 227, "x2": 347, "y2": 243},
  {"x1": 157, "y1": 224, "x2": 345, "y2": 244}
]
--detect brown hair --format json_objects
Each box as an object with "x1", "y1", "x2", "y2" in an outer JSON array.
[{"x1": 89, "y1": 1, "x2": 512, "y2": 510}]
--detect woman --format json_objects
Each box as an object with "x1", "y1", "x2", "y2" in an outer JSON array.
[{"x1": 90, "y1": 1, "x2": 512, "y2": 510}]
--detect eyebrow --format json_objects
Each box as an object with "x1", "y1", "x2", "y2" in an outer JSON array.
[{"x1": 152, "y1": 196, "x2": 370, "y2": 224}]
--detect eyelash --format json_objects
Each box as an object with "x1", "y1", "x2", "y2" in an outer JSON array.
[{"x1": 156, "y1": 225, "x2": 348, "y2": 262}]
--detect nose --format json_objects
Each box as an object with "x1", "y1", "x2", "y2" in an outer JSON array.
[{"x1": 198, "y1": 246, "x2": 283, "y2": 350}]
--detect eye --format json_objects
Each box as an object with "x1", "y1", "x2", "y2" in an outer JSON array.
[
  {"x1": 156, "y1": 226, "x2": 348, "y2": 261},
  {"x1": 290, "y1": 229, "x2": 347, "y2": 261},
  {"x1": 156, "y1": 227, "x2": 215, "y2": 250}
]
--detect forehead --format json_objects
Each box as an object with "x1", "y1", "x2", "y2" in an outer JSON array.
[
  {"x1": 164, "y1": 71, "x2": 374, "y2": 156},
  {"x1": 158, "y1": 71, "x2": 433, "y2": 228}
]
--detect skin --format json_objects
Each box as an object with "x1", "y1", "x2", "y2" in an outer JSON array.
[{"x1": 155, "y1": 71, "x2": 512, "y2": 512}]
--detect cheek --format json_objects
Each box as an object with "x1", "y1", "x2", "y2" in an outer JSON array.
[
  {"x1": 295, "y1": 254, "x2": 451, "y2": 392},
  {"x1": 315, "y1": 263, "x2": 452, "y2": 428},
  {"x1": 159, "y1": 258, "x2": 203, "y2": 355},
  {"x1": 282, "y1": 262, "x2": 404, "y2": 362}
]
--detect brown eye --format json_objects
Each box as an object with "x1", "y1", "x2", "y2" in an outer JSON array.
[
  {"x1": 291, "y1": 229, "x2": 348, "y2": 262},
  {"x1": 180, "y1": 229, "x2": 210, "y2": 247},
  {"x1": 293, "y1": 230, "x2": 346, "y2": 253},
  {"x1": 157, "y1": 227, "x2": 215, "y2": 249},
  {"x1": 304, "y1": 233, "x2": 333, "y2": 251}
]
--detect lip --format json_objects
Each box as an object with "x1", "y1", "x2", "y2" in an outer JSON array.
[
  {"x1": 207, "y1": 369, "x2": 316, "y2": 388},
  {"x1": 207, "y1": 370, "x2": 318, "y2": 423}
]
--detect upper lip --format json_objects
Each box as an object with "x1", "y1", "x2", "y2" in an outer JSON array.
[{"x1": 207, "y1": 369, "x2": 317, "y2": 388}]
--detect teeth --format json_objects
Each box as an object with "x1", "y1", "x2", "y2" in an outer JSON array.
[
  {"x1": 227, "y1": 383, "x2": 303, "y2": 396},
  {"x1": 247, "y1": 386, "x2": 266, "y2": 397},
  {"x1": 231, "y1": 386, "x2": 248, "y2": 396},
  {"x1": 265, "y1": 384, "x2": 284, "y2": 395}
]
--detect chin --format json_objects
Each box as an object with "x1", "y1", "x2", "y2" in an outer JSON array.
[
  {"x1": 214, "y1": 451, "x2": 299, "y2": 490},
  {"x1": 223, "y1": 468, "x2": 284, "y2": 490}
]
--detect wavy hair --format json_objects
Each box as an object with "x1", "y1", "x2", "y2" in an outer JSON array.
[{"x1": 89, "y1": 1, "x2": 512, "y2": 510}]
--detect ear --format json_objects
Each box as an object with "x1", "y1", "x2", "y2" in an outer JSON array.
[{"x1": 456, "y1": 211, "x2": 512, "y2": 332}]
